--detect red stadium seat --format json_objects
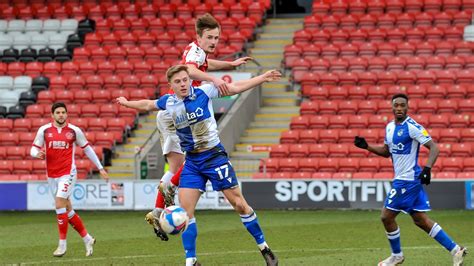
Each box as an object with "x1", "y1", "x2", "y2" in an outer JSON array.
[
  {"x1": 358, "y1": 157, "x2": 380, "y2": 172},
  {"x1": 18, "y1": 132, "x2": 35, "y2": 147},
  {"x1": 7, "y1": 146, "x2": 27, "y2": 159},
  {"x1": 95, "y1": 132, "x2": 115, "y2": 148},
  {"x1": 439, "y1": 128, "x2": 460, "y2": 143},
  {"x1": 318, "y1": 158, "x2": 339, "y2": 172},
  {"x1": 99, "y1": 104, "x2": 119, "y2": 118},
  {"x1": 299, "y1": 130, "x2": 318, "y2": 143},
  {"x1": 14, "y1": 160, "x2": 33, "y2": 174},
  {"x1": 288, "y1": 144, "x2": 309, "y2": 157},
  {"x1": 259, "y1": 158, "x2": 279, "y2": 173},
  {"x1": 451, "y1": 143, "x2": 472, "y2": 157},
  {"x1": 88, "y1": 118, "x2": 107, "y2": 132},
  {"x1": 329, "y1": 144, "x2": 349, "y2": 157},
  {"x1": 290, "y1": 116, "x2": 309, "y2": 130},
  {"x1": 339, "y1": 129, "x2": 359, "y2": 143},
  {"x1": 1, "y1": 133, "x2": 19, "y2": 146},
  {"x1": 457, "y1": 172, "x2": 474, "y2": 179},
  {"x1": 74, "y1": 90, "x2": 92, "y2": 104},
  {"x1": 308, "y1": 144, "x2": 329, "y2": 157},
  {"x1": 279, "y1": 158, "x2": 298, "y2": 172},
  {"x1": 269, "y1": 144, "x2": 289, "y2": 158},
  {"x1": 298, "y1": 158, "x2": 318, "y2": 172},
  {"x1": 280, "y1": 130, "x2": 299, "y2": 144},
  {"x1": 372, "y1": 172, "x2": 392, "y2": 180},
  {"x1": 252, "y1": 172, "x2": 272, "y2": 179},
  {"x1": 108, "y1": 118, "x2": 127, "y2": 132},
  {"x1": 464, "y1": 158, "x2": 474, "y2": 172},
  {"x1": 300, "y1": 101, "x2": 318, "y2": 115},
  {"x1": 441, "y1": 157, "x2": 463, "y2": 172},
  {"x1": 0, "y1": 119, "x2": 13, "y2": 132},
  {"x1": 32, "y1": 160, "x2": 46, "y2": 175},
  {"x1": 0, "y1": 160, "x2": 13, "y2": 174}
]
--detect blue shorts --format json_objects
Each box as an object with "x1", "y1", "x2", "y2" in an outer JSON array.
[
  {"x1": 179, "y1": 144, "x2": 239, "y2": 192},
  {"x1": 384, "y1": 179, "x2": 431, "y2": 214}
]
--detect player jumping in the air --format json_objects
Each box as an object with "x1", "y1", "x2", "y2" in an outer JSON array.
[
  {"x1": 145, "y1": 13, "x2": 252, "y2": 240},
  {"x1": 30, "y1": 102, "x2": 109, "y2": 257},
  {"x1": 116, "y1": 65, "x2": 280, "y2": 266},
  {"x1": 354, "y1": 94, "x2": 468, "y2": 266}
]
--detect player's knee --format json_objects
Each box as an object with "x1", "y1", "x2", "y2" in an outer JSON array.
[
  {"x1": 233, "y1": 198, "x2": 248, "y2": 214},
  {"x1": 380, "y1": 214, "x2": 393, "y2": 225}
]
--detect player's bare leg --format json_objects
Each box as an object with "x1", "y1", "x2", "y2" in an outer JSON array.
[
  {"x1": 64, "y1": 199, "x2": 96, "y2": 256},
  {"x1": 179, "y1": 188, "x2": 202, "y2": 266},
  {"x1": 146, "y1": 152, "x2": 184, "y2": 240},
  {"x1": 223, "y1": 187, "x2": 278, "y2": 266},
  {"x1": 53, "y1": 197, "x2": 69, "y2": 257},
  {"x1": 379, "y1": 208, "x2": 404, "y2": 266},
  {"x1": 411, "y1": 212, "x2": 468, "y2": 265},
  {"x1": 159, "y1": 152, "x2": 184, "y2": 206}
]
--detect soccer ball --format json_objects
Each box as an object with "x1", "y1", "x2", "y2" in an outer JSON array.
[{"x1": 159, "y1": 206, "x2": 189, "y2": 235}]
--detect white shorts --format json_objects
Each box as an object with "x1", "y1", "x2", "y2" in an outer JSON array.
[
  {"x1": 156, "y1": 110, "x2": 183, "y2": 155},
  {"x1": 47, "y1": 174, "x2": 76, "y2": 199}
]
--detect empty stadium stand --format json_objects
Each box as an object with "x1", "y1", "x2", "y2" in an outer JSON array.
[
  {"x1": 0, "y1": 0, "x2": 269, "y2": 180},
  {"x1": 254, "y1": 0, "x2": 474, "y2": 180}
]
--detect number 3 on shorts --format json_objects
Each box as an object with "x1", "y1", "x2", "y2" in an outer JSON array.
[{"x1": 214, "y1": 164, "x2": 229, "y2": 180}]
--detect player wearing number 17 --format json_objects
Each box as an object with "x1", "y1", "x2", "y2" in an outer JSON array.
[
  {"x1": 116, "y1": 65, "x2": 281, "y2": 266},
  {"x1": 354, "y1": 94, "x2": 467, "y2": 266}
]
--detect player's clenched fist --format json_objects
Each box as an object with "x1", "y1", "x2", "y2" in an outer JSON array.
[{"x1": 354, "y1": 136, "x2": 368, "y2": 149}]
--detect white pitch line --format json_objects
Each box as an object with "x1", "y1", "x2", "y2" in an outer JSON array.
[{"x1": 15, "y1": 244, "x2": 469, "y2": 265}]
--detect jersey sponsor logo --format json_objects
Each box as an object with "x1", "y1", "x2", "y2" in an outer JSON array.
[
  {"x1": 175, "y1": 107, "x2": 204, "y2": 124},
  {"x1": 48, "y1": 140, "x2": 70, "y2": 149},
  {"x1": 391, "y1": 142, "x2": 405, "y2": 151},
  {"x1": 47, "y1": 133, "x2": 53, "y2": 138}
]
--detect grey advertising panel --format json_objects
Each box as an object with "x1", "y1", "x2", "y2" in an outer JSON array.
[{"x1": 242, "y1": 180, "x2": 467, "y2": 210}]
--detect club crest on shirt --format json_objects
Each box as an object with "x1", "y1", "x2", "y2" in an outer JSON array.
[
  {"x1": 65, "y1": 132, "x2": 74, "y2": 140},
  {"x1": 397, "y1": 129, "x2": 404, "y2": 136}
]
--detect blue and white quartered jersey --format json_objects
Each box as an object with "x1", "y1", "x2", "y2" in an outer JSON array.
[
  {"x1": 155, "y1": 84, "x2": 220, "y2": 152},
  {"x1": 384, "y1": 116, "x2": 432, "y2": 182}
]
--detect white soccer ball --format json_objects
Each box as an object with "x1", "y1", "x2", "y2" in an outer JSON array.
[{"x1": 159, "y1": 206, "x2": 189, "y2": 235}]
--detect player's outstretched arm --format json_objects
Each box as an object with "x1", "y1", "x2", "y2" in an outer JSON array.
[
  {"x1": 207, "y1": 56, "x2": 253, "y2": 71},
  {"x1": 186, "y1": 64, "x2": 231, "y2": 96},
  {"x1": 115, "y1": 97, "x2": 159, "y2": 112},
  {"x1": 354, "y1": 136, "x2": 391, "y2": 158},
  {"x1": 226, "y1": 69, "x2": 282, "y2": 96}
]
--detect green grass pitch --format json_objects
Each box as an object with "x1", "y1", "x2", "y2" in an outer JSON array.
[{"x1": 0, "y1": 210, "x2": 472, "y2": 265}]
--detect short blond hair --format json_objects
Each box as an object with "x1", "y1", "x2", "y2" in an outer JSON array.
[
  {"x1": 195, "y1": 13, "x2": 220, "y2": 36},
  {"x1": 166, "y1": 65, "x2": 189, "y2": 82}
]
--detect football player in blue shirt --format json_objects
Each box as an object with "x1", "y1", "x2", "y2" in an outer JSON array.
[
  {"x1": 354, "y1": 93, "x2": 467, "y2": 266},
  {"x1": 116, "y1": 65, "x2": 281, "y2": 266}
]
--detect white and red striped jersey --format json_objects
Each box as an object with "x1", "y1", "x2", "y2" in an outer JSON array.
[
  {"x1": 181, "y1": 41, "x2": 208, "y2": 87},
  {"x1": 32, "y1": 123, "x2": 89, "y2": 178}
]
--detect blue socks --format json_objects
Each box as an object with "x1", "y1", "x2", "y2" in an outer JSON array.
[
  {"x1": 386, "y1": 227, "x2": 403, "y2": 256},
  {"x1": 240, "y1": 211, "x2": 265, "y2": 245},
  {"x1": 429, "y1": 223, "x2": 457, "y2": 252},
  {"x1": 182, "y1": 218, "x2": 197, "y2": 259}
]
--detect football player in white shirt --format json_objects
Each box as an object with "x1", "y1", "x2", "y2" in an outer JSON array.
[
  {"x1": 146, "y1": 13, "x2": 253, "y2": 240},
  {"x1": 354, "y1": 94, "x2": 467, "y2": 266}
]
